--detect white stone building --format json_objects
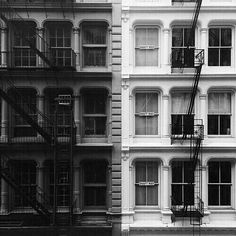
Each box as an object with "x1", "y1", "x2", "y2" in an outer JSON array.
[{"x1": 121, "y1": 0, "x2": 236, "y2": 235}]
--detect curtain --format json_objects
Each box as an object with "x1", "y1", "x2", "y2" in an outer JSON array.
[
  {"x1": 208, "y1": 92, "x2": 231, "y2": 113},
  {"x1": 135, "y1": 28, "x2": 158, "y2": 66},
  {"x1": 171, "y1": 93, "x2": 191, "y2": 114}
]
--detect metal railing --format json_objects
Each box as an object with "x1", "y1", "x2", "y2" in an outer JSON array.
[
  {"x1": 171, "y1": 48, "x2": 204, "y2": 68},
  {"x1": 3, "y1": 48, "x2": 76, "y2": 69},
  {"x1": 170, "y1": 119, "x2": 204, "y2": 140}
]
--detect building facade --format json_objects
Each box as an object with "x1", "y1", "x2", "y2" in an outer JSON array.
[
  {"x1": 0, "y1": 0, "x2": 121, "y2": 235},
  {"x1": 121, "y1": 0, "x2": 236, "y2": 235}
]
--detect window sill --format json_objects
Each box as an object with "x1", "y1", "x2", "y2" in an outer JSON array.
[
  {"x1": 134, "y1": 206, "x2": 160, "y2": 212},
  {"x1": 208, "y1": 206, "x2": 234, "y2": 212},
  {"x1": 207, "y1": 135, "x2": 232, "y2": 138}
]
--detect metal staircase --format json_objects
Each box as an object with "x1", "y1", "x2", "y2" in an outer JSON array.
[
  {"x1": 0, "y1": 1, "x2": 76, "y2": 226},
  {"x1": 170, "y1": 0, "x2": 204, "y2": 234}
]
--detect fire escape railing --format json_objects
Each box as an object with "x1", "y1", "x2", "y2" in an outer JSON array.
[
  {"x1": 0, "y1": 1, "x2": 76, "y2": 226},
  {"x1": 0, "y1": 154, "x2": 51, "y2": 222},
  {"x1": 170, "y1": 0, "x2": 204, "y2": 227}
]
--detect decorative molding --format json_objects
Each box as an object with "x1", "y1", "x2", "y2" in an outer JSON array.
[
  {"x1": 121, "y1": 78, "x2": 129, "y2": 90},
  {"x1": 122, "y1": 10, "x2": 129, "y2": 23},
  {"x1": 121, "y1": 149, "x2": 129, "y2": 161},
  {"x1": 162, "y1": 165, "x2": 170, "y2": 171}
]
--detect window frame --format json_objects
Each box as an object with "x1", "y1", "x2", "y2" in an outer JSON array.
[
  {"x1": 10, "y1": 160, "x2": 37, "y2": 208},
  {"x1": 208, "y1": 27, "x2": 232, "y2": 67},
  {"x1": 82, "y1": 160, "x2": 108, "y2": 209},
  {"x1": 171, "y1": 26, "x2": 195, "y2": 68},
  {"x1": 207, "y1": 91, "x2": 232, "y2": 136},
  {"x1": 134, "y1": 160, "x2": 159, "y2": 207},
  {"x1": 171, "y1": 91, "x2": 195, "y2": 136},
  {"x1": 134, "y1": 91, "x2": 159, "y2": 136},
  {"x1": 11, "y1": 21, "x2": 37, "y2": 67},
  {"x1": 81, "y1": 22, "x2": 108, "y2": 68},
  {"x1": 45, "y1": 21, "x2": 73, "y2": 67},
  {"x1": 171, "y1": 160, "x2": 195, "y2": 207},
  {"x1": 82, "y1": 89, "x2": 108, "y2": 138},
  {"x1": 134, "y1": 26, "x2": 160, "y2": 67},
  {"x1": 208, "y1": 161, "x2": 232, "y2": 207}
]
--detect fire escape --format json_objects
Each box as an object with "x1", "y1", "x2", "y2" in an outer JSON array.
[
  {"x1": 0, "y1": 0, "x2": 76, "y2": 226},
  {"x1": 170, "y1": 0, "x2": 204, "y2": 234}
]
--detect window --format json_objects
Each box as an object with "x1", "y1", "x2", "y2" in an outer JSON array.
[
  {"x1": 9, "y1": 88, "x2": 37, "y2": 137},
  {"x1": 11, "y1": 21, "x2": 36, "y2": 67},
  {"x1": 47, "y1": 160, "x2": 70, "y2": 207},
  {"x1": 135, "y1": 27, "x2": 159, "y2": 66},
  {"x1": 82, "y1": 89, "x2": 108, "y2": 136},
  {"x1": 82, "y1": 22, "x2": 107, "y2": 67},
  {"x1": 208, "y1": 28, "x2": 231, "y2": 66},
  {"x1": 172, "y1": 27, "x2": 194, "y2": 68},
  {"x1": 45, "y1": 22, "x2": 73, "y2": 67},
  {"x1": 171, "y1": 161, "x2": 194, "y2": 206},
  {"x1": 135, "y1": 161, "x2": 158, "y2": 206},
  {"x1": 45, "y1": 89, "x2": 73, "y2": 136},
  {"x1": 83, "y1": 160, "x2": 107, "y2": 207},
  {"x1": 135, "y1": 92, "x2": 158, "y2": 135},
  {"x1": 171, "y1": 92, "x2": 194, "y2": 135},
  {"x1": 11, "y1": 160, "x2": 36, "y2": 207},
  {"x1": 208, "y1": 92, "x2": 231, "y2": 135},
  {"x1": 208, "y1": 161, "x2": 231, "y2": 206}
]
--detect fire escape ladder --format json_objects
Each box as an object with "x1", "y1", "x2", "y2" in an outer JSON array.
[
  {"x1": 0, "y1": 79, "x2": 53, "y2": 144},
  {"x1": 53, "y1": 96, "x2": 75, "y2": 226},
  {"x1": 0, "y1": 155, "x2": 51, "y2": 222}
]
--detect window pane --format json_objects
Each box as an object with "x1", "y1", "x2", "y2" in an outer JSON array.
[
  {"x1": 147, "y1": 186, "x2": 158, "y2": 205},
  {"x1": 146, "y1": 116, "x2": 158, "y2": 135},
  {"x1": 209, "y1": 28, "x2": 219, "y2": 46},
  {"x1": 220, "y1": 185, "x2": 231, "y2": 205},
  {"x1": 135, "y1": 116, "x2": 146, "y2": 135},
  {"x1": 184, "y1": 28, "x2": 194, "y2": 46},
  {"x1": 136, "y1": 93, "x2": 146, "y2": 113},
  {"x1": 208, "y1": 115, "x2": 218, "y2": 135},
  {"x1": 183, "y1": 114, "x2": 194, "y2": 135},
  {"x1": 84, "y1": 187, "x2": 106, "y2": 206},
  {"x1": 172, "y1": 28, "x2": 183, "y2": 47},
  {"x1": 171, "y1": 93, "x2": 190, "y2": 113},
  {"x1": 209, "y1": 162, "x2": 219, "y2": 183},
  {"x1": 145, "y1": 49, "x2": 158, "y2": 66},
  {"x1": 172, "y1": 162, "x2": 182, "y2": 183},
  {"x1": 172, "y1": 185, "x2": 182, "y2": 205},
  {"x1": 84, "y1": 161, "x2": 106, "y2": 183},
  {"x1": 136, "y1": 162, "x2": 146, "y2": 182},
  {"x1": 147, "y1": 162, "x2": 158, "y2": 182},
  {"x1": 221, "y1": 162, "x2": 231, "y2": 183},
  {"x1": 221, "y1": 28, "x2": 231, "y2": 46},
  {"x1": 84, "y1": 93, "x2": 106, "y2": 114},
  {"x1": 84, "y1": 48, "x2": 106, "y2": 67},
  {"x1": 208, "y1": 185, "x2": 219, "y2": 205},
  {"x1": 184, "y1": 184, "x2": 194, "y2": 205},
  {"x1": 208, "y1": 93, "x2": 231, "y2": 113},
  {"x1": 184, "y1": 162, "x2": 194, "y2": 183},
  {"x1": 146, "y1": 28, "x2": 158, "y2": 46},
  {"x1": 83, "y1": 26, "x2": 106, "y2": 44},
  {"x1": 208, "y1": 48, "x2": 219, "y2": 66},
  {"x1": 135, "y1": 28, "x2": 146, "y2": 47},
  {"x1": 171, "y1": 115, "x2": 183, "y2": 135},
  {"x1": 136, "y1": 186, "x2": 146, "y2": 205},
  {"x1": 220, "y1": 115, "x2": 230, "y2": 135},
  {"x1": 135, "y1": 49, "x2": 146, "y2": 66},
  {"x1": 220, "y1": 48, "x2": 231, "y2": 66}
]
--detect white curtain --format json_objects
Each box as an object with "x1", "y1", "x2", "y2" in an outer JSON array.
[
  {"x1": 208, "y1": 92, "x2": 231, "y2": 114},
  {"x1": 135, "y1": 28, "x2": 158, "y2": 66},
  {"x1": 171, "y1": 93, "x2": 191, "y2": 114}
]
